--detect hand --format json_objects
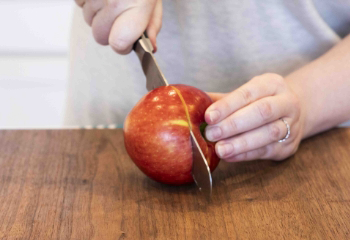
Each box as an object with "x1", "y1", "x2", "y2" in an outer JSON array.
[
  {"x1": 75, "y1": 0, "x2": 162, "y2": 54},
  {"x1": 204, "y1": 73, "x2": 305, "y2": 162}
]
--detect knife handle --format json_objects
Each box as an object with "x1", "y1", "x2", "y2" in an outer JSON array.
[{"x1": 132, "y1": 31, "x2": 152, "y2": 52}]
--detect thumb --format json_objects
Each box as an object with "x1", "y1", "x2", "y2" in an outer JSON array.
[{"x1": 109, "y1": 3, "x2": 157, "y2": 55}]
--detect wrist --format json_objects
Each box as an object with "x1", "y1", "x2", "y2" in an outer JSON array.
[{"x1": 284, "y1": 76, "x2": 313, "y2": 139}]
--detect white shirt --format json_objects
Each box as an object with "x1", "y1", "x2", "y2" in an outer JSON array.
[{"x1": 64, "y1": 0, "x2": 350, "y2": 127}]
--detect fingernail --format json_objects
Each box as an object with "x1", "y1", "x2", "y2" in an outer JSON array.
[
  {"x1": 205, "y1": 127, "x2": 222, "y2": 141},
  {"x1": 209, "y1": 110, "x2": 220, "y2": 123},
  {"x1": 217, "y1": 143, "x2": 233, "y2": 158}
]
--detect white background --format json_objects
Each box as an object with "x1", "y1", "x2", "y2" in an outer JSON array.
[{"x1": 0, "y1": 0, "x2": 74, "y2": 129}]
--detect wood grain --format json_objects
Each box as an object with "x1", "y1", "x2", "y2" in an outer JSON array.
[{"x1": 0, "y1": 128, "x2": 350, "y2": 239}]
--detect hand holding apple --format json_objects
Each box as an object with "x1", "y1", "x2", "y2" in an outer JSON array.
[{"x1": 205, "y1": 73, "x2": 304, "y2": 162}]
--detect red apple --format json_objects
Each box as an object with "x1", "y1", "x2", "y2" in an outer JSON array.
[{"x1": 123, "y1": 84, "x2": 220, "y2": 185}]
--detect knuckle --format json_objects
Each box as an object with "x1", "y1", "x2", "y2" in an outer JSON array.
[
  {"x1": 274, "y1": 148, "x2": 293, "y2": 161},
  {"x1": 237, "y1": 88, "x2": 253, "y2": 105},
  {"x1": 266, "y1": 73, "x2": 285, "y2": 89},
  {"x1": 268, "y1": 123, "x2": 281, "y2": 141},
  {"x1": 257, "y1": 147, "x2": 268, "y2": 158},
  {"x1": 109, "y1": 37, "x2": 131, "y2": 54},
  {"x1": 238, "y1": 138, "x2": 248, "y2": 151},
  {"x1": 92, "y1": 30, "x2": 109, "y2": 46},
  {"x1": 257, "y1": 100, "x2": 273, "y2": 122},
  {"x1": 84, "y1": 1, "x2": 103, "y2": 26},
  {"x1": 237, "y1": 152, "x2": 248, "y2": 161},
  {"x1": 221, "y1": 99, "x2": 231, "y2": 113},
  {"x1": 83, "y1": 14, "x2": 92, "y2": 27},
  {"x1": 228, "y1": 117, "x2": 239, "y2": 133},
  {"x1": 229, "y1": 152, "x2": 247, "y2": 162},
  {"x1": 75, "y1": 0, "x2": 85, "y2": 7},
  {"x1": 273, "y1": 143, "x2": 299, "y2": 161},
  {"x1": 265, "y1": 73, "x2": 284, "y2": 82},
  {"x1": 92, "y1": 24, "x2": 109, "y2": 45},
  {"x1": 261, "y1": 144, "x2": 274, "y2": 159},
  {"x1": 107, "y1": 0, "x2": 122, "y2": 9},
  {"x1": 267, "y1": 72, "x2": 283, "y2": 79},
  {"x1": 250, "y1": 75, "x2": 263, "y2": 83},
  {"x1": 91, "y1": 0, "x2": 103, "y2": 12}
]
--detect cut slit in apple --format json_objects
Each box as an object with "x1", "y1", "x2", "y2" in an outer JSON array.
[
  {"x1": 170, "y1": 86, "x2": 211, "y2": 165},
  {"x1": 170, "y1": 86, "x2": 193, "y2": 130},
  {"x1": 169, "y1": 86, "x2": 208, "y2": 138}
]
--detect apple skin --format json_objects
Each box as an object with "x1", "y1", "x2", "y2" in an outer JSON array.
[{"x1": 123, "y1": 84, "x2": 220, "y2": 185}]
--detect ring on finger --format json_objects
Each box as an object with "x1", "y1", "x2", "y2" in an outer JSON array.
[{"x1": 278, "y1": 118, "x2": 290, "y2": 142}]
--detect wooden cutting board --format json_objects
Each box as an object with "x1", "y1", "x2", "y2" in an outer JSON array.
[{"x1": 0, "y1": 128, "x2": 349, "y2": 239}]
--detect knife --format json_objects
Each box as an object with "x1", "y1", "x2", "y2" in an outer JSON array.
[{"x1": 133, "y1": 33, "x2": 213, "y2": 199}]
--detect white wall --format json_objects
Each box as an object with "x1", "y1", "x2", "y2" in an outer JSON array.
[{"x1": 0, "y1": 0, "x2": 74, "y2": 129}]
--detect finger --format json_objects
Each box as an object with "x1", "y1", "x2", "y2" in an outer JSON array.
[
  {"x1": 75, "y1": 0, "x2": 85, "y2": 7},
  {"x1": 146, "y1": 0, "x2": 163, "y2": 53},
  {"x1": 205, "y1": 95, "x2": 293, "y2": 142},
  {"x1": 91, "y1": 2, "x2": 128, "y2": 46},
  {"x1": 259, "y1": 141, "x2": 296, "y2": 161},
  {"x1": 224, "y1": 139, "x2": 295, "y2": 162},
  {"x1": 206, "y1": 92, "x2": 227, "y2": 102},
  {"x1": 214, "y1": 119, "x2": 290, "y2": 159},
  {"x1": 83, "y1": 0, "x2": 104, "y2": 26},
  {"x1": 224, "y1": 146, "x2": 268, "y2": 162},
  {"x1": 205, "y1": 73, "x2": 285, "y2": 124},
  {"x1": 109, "y1": 3, "x2": 157, "y2": 54}
]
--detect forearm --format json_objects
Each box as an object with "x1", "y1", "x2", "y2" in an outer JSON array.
[{"x1": 286, "y1": 34, "x2": 350, "y2": 139}]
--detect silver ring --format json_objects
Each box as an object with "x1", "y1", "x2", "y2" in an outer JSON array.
[{"x1": 278, "y1": 118, "x2": 290, "y2": 142}]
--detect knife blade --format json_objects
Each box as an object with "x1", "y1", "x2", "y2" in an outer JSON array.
[
  {"x1": 133, "y1": 33, "x2": 212, "y2": 199},
  {"x1": 190, "y1": 130, "x2": 212, "y2": 200}
]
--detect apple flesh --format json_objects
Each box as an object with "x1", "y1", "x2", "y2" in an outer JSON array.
[{"x1": 123, "y1": 84, "x2": 220, "y2": 185}]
